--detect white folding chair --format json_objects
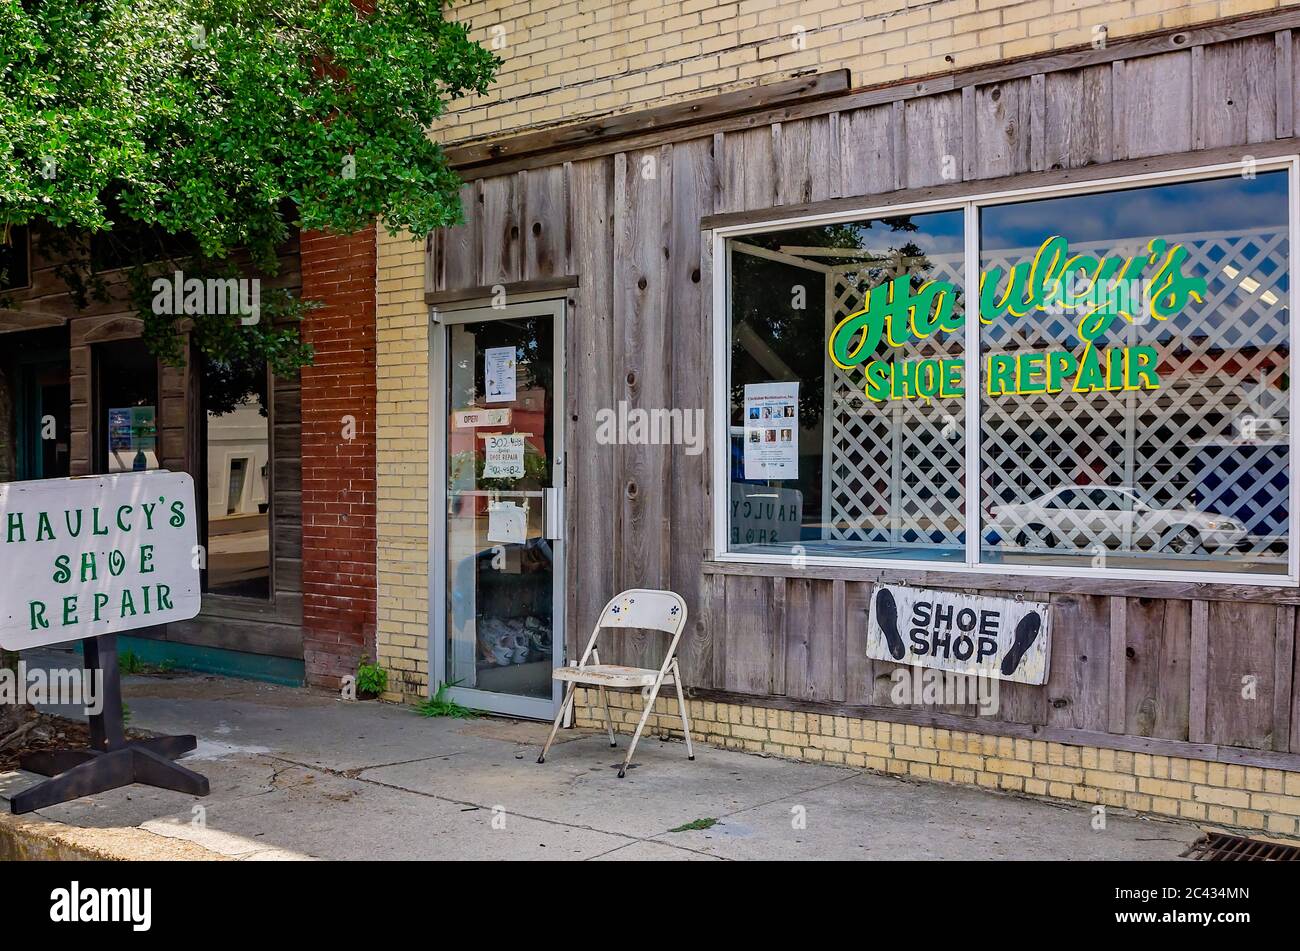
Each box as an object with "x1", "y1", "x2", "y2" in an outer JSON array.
[{"x1": 538, "y1": 588, "x2": 693, "y2": 778}]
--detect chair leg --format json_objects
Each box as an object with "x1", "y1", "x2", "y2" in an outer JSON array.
[
  {"x1": 538, "y1": 682, "x2": 577, "y2": 764},
  {"x1": 619, "y1": 684, "x2": 661, "y2": 778},
  {"x1": 598, "y1": 685, "x2": 617, "y2": 747},
  {"x1": 671, "y1": 660, "x2": 694, "y2": 761}
]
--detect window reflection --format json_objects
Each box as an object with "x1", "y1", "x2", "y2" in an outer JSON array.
[{"x1": 203, "y1": 360, "x2": 271, "y2": 598}]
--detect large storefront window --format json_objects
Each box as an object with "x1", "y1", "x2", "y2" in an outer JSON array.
[{"x1": 722, "y1": 163, "x2": 1295, "y2": 579}]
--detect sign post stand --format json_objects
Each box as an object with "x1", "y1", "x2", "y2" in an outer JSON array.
[
  {"x1": 10, "y1": 632, "x2": 209, "y2": 814},
  {"x1": 1, "y1": 471, "x2": 209, "y2": 815}
]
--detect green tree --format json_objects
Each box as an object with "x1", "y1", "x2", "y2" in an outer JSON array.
[{"x1": 0, "y1": 0, "x2": 498, "y2": 389}]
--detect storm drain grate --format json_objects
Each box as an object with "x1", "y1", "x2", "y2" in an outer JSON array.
[{"x1": 1182, "y1": 833, "x2": 1300, "y2": 861}]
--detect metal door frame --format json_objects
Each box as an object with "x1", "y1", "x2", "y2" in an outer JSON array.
[{"x1": 429, "y1": 296, "x2": 566, "y2": 719}]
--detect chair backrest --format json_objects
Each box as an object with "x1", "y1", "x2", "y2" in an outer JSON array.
[{"x1": 578, "y1": 589, "x2": 689, "y2": 670}]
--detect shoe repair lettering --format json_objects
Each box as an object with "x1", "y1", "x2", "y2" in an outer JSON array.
[{"x1": 827, "y1": 235, "x2": 1206, "y2": 401}]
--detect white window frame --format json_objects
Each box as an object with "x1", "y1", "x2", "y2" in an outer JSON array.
[{"x1": 711, "y1": 156, "x2": 1300, "y2": 586}]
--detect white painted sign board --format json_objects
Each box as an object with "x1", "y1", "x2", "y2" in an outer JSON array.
[
  {"x1": 0, "y1": 471, "x2": 201, "y2": 650},
  {"x1": 866, "y1": 584, "x2": 1051, "y2": 685}
]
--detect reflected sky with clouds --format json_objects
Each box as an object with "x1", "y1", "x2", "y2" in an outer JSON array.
[{"x1": 981, "y1": 170, "x2": 1288, "y2": 248}]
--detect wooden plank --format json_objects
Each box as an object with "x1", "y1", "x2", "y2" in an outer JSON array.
[
  {"x1": 811, "y1": 113, "x2": 842, "y2": 202},
  {"x1": 452, "y1": 13, "x2": 1300, "y2": 179},
  {"x1": 775, "y1": 121, "x2": 811, "y2": 206},
  {"x1": 842, "y1": 581, "x2": 875, "y2": 706},
  {"x1": 1205, "y1": 601, "x2": 1278, "y2": 749},
  {"x1": 838, "y1": 104, "x2": 899, "y2": 198},
  {"x1": 1029, "y1": 72, "x2": 1046, "y2": 171},
  {"x1": 1042, "y1": 594, "x2": 1109, "y2": 731},
  {"x1": 479, "y1": 174, "x2": 521, "y2": 287},
  {"x1": 1120, "y1": 50, "x2": 1194, "y2": 159},
  {"x1": 1108, "y1": 596, "x2": 1127, "y2": 733},
  {"x1": 722, "y1": 126, "x2": 776, "y2": 213},
  {"x1": 424, "y1": 232, "x2": 439, "y2": 298},
  {"x1": 770, "y1": 576, "x2": 787, "y2": 695},
  {"x1": 1191, "y1": 45, "x2": 1205, "y2": 151},
  {"x1": 1189, "y1": 599, "x2": 1209, "y2": 743},
  {"x1": 523, "y1": 165, "x2": 566, "y2": 280},
  {"x1": 973, "y1": 78, "x2": 1035, "y2": 179},
  {"x1": 706, "y1": 571, "x2": 725, "y2": 689},
  {"x1": 1111, "y1": 60, "x2": 1127, "y2": 162},
  {"x1": 447, "y1": 70, "x2": 851, "y2": 169},
  {"x1": 1042, "y1": 65, "x2": 1112, "y2": 170},
  {"x1": 784, "y1": 576, "x2": 837, "y2": 702},
  {"x1": 723, "y1": 575, "x2": 772, "y2": 694},
  {"x1": 1276, "y1": 30, "x2": 1293, "y2": 138},
  {"x1": 1273, "y1": 605, "x2": 1295, "y2": 752},
  {"x1": 1293, "y1": 611, "x2": 1300, "y2": 754},
  {"x1": 426, "y1": 276, "x2": 578, "y2": 306},
  {"x1": 1200, "y1": 36, "x2": 1279, "y2": 148},
  {"x1": 702, "y1": 135, "x2": 1300, "y2": 230},
  {"x1": 831, "y1": 578, "x2": 846, "y2": 703},
  {"x1": 615, "y1": 146, "x2": 672, "y2": 666},
  {"x1": 565, "y1": 156, "x2": 616, "y2": 662},
  {"x1": 903, "y1": 92, "x2": 964, "y2": 188},
  {"x1": 1124, "y1": 597, "x2": 1192, "y2": 740},
  {"x1": 439, "y1": 181, "x2": 480, "y2": 290},
  {"x1": 668, "y1": 136, "x2": 715, "y2": 687}
]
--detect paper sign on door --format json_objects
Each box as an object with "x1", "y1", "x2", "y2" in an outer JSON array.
[
  {"x1": 483, "y1": 433, "x2": 525, "y2": 479},
  {"x1": 453, "y1": 407, "x2": 511, "y2": 429},
  {"x1": 487, "y1": 501, "x2": 528, "y2": 544},
  {"x1": 485, "y1": 347, "x2": 517, "y2": 403}
]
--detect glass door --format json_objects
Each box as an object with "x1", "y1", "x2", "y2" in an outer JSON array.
[{"x1": 432, "y1": 299, "x2": 565, "y2": 719}]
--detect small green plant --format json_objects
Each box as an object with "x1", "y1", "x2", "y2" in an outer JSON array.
[
  {"x1": 669, "y1": 818, "x2": 719, "y2": 833},
  {"x1": 119, "y1": 650, "x2": 144, "y2": 675},
  {"x1": 355, "y1": 658, "x2": 389, "y2": 699},
  {"x1": 122, "y1": 703, "x2": 131, "y2": 726},
  {"x1": 415, "y1": 681, "x2": 478, "y2": 719}
]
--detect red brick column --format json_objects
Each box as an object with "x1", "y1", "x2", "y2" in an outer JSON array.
[{"x1": 298, "y1": 225, "x2": 377, "y2": 688}]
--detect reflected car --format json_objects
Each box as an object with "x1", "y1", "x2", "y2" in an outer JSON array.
[{"x1": 988, "y1": 485, "x2": 1247, "y2": 555}]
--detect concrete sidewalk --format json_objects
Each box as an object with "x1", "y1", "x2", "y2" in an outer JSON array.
[{"x1": 0, "y1": 656, "x2": 1201, "y2": 860}]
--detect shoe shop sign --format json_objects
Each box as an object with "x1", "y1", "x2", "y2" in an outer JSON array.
[
  {"x1": 0, "y1": 471, "x2": 202, "y2": 650},
  {"x1": 866, "y1": 584, "x2": 1051, "y2": 685}
]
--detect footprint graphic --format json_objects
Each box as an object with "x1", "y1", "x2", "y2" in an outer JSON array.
[
  {"x1": 875, "y1": 588, "x2": 905, "y2": 660},
  {"x1": 1000, "y1": 611, "x2": 1043, "y2": 677}
]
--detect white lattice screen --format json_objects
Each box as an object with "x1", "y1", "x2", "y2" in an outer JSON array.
[{"x1": 825, "y1": 226, "x2": 1290, "y2": 563}]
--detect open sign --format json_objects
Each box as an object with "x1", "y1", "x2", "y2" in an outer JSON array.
[{"x1": 866, "y1": 584, "x2": 1051, "y2": 685}]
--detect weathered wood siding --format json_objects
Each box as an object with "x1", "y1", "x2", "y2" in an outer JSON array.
[{"x1": 429, "y1": 15, "x2": 1300, "y2": 766}]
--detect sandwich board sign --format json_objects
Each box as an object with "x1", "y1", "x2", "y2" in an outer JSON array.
[
  {"x1": 866, "y1": 584, "x2": 1051, "y2": 685},
  {"x1": 0, "y1": 470, "x2": 208, "y2": 814},
  {"x1": 0, "y1": 470, "x2": 201, "y2": 649}
]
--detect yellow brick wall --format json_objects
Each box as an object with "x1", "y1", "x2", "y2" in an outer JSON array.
[
  {"x1": 440, "y1": 0, "x2": 1298, "y2": 145},
  {"x1": 574, "y1": 689, "x2": 1300, "y2": 840},
  {"x1": 375, "y1": 230, "x2": 433, "y2": 701}
]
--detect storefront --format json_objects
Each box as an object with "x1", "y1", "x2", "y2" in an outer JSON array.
[
  {"x1": 379, "y1": 10, "x2": 1300, "y2": 836},
  {"x1": 1, "y1": 225, "x2": 378, "y2": 688}
]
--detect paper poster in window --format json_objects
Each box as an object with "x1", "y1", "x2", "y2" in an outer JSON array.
[
  {"x1": 482, "y1": 433, "x2": 525, "y2": 479},
  {"x1": 485, "y1": 346, "x2": 517, "y2": 403},
  {"x1": 743, "y1": 382, "x2": 799, "y2": 480}
]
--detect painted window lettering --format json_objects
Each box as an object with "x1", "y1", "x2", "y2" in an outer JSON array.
[{"x1": 827, "y1": 235, "x2": 1205, "y2": 401}]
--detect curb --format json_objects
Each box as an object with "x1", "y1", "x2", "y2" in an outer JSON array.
[{"x1": 0, "y1": 807, "x2": 226, "y2": 861}]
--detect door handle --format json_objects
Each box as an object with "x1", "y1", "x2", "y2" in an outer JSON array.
[{"x1": 545, "y1": 486, "x2": 564, "y2": 541}]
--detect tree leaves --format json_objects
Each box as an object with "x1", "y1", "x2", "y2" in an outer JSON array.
[{"x1": 1, "y1": 0, "x2": 499, "y2": 371}]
